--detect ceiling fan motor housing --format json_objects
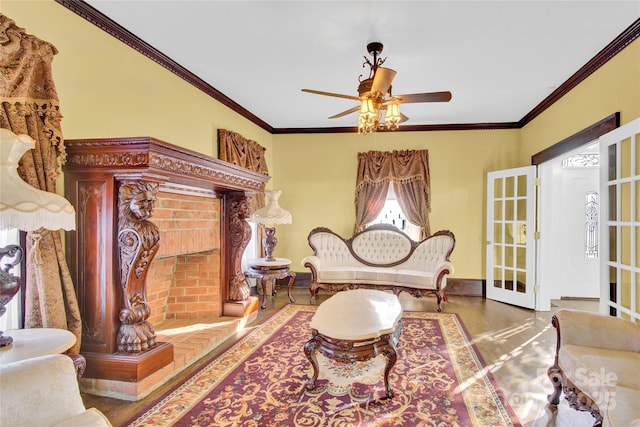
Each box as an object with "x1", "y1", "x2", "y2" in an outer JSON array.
[{"x1": 358, "y1": 78, "x2": 390, "y2": 101}]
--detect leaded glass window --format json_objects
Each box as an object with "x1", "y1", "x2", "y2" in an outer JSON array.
[{"x1": 585, "y1": 191, "x2": 599, "y2": 258}]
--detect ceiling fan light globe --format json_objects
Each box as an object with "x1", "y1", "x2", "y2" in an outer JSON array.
[
  {"x1": 384, "y1": 101, "x2": 401, "y2": 130},
  {"x1": 358, "y1": 110, "x2": 378, "y2": 134}
]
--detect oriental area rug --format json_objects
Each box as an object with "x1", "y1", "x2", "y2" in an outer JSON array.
[{"x1": 125, "y1": 304, "x2": 521, "y2": 427}]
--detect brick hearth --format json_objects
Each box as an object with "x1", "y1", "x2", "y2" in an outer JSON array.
[{"x1": 79, "y1": 314, "x2": 252, "y2": 401}]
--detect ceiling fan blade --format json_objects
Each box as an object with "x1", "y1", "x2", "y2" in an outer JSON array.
[
  {"x1": 302, "y1": 88, "x2": 361, "y2": 101},
  {"x1": 328, "y1": 106, "x2": 360, "y2": 119},
  {"x1": 396, "y1": 91, "x2": 452, "y2": 103},
  {"x1": 371, "y1": 67, "x2": 396, "y2": 96}
]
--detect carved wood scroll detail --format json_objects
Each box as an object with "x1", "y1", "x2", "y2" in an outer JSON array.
[
  {"x1": 116, "y1": 180, "x2": 160, "y2": 353},
  {"x1": 228, "y1": 196, "x2": 252, "y2": 301}
]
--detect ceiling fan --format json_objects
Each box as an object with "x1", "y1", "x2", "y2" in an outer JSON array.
[{"x1": 302, "y1": 42, "x2": 452, "y2": 133}]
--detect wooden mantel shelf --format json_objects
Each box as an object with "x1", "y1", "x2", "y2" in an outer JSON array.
[{"x1": 64, "y1": 136, "x2": 269, "y2": 194}]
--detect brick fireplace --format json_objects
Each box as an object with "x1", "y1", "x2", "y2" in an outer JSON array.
[
  {"x1": 63, "y1": 136, "x2": 268, "y2": 385},
  {"x1": 146, "y1": 192, "x2": 222, "y2": 324}
]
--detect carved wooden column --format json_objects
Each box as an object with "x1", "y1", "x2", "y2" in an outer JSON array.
[
  {"x1": 228, "y1": 196, "x2": 252, "y2": 301},
  {"x1": 63, "y1": 136, "x2": 269, "y2": 382},
  {"x1": 116, "y1": 181, "x2": 160, "y2": 353},
  {"x1": 222, "y1": 193, "x2": 260, "y2": 317}
]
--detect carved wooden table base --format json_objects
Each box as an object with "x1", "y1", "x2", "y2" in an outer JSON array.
[
  {"x1": 303, "y1": 289, "x2": 404, "y2": 400},
  {"x1": 245, "y1": 258, "x2": 296, "y2": 309},
  {"x1": 304, "y1": 322, "x2": 402, "y2": 399}
]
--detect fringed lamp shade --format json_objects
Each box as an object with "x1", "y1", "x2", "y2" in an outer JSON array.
[
  {"x1": 250, "y1": 190, "x2": 292, "y2": 261},
  {"x1": 0, "y1": 128, "x2": 76, "y2": 346},
  {"x1": 250, "y1": 190, "x2": 292, "y2": 225},
  {"x1": 0, "y1": 129, "x2": 76, "y2": 232}
]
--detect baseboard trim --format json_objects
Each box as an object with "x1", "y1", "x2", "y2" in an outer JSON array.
[
  {"x1": 559, "y1": 296, "x2": 599, "y2": 301},
  {"x1": 447, "y1": 278, "x2": 485, "y2": 297}
]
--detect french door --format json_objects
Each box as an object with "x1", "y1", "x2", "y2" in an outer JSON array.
[
  {"x1": 486, "y1": 166, "x2": 537, "y2": 309},
  {"x1": 599, "y1": 118, "x2": 640, "y2": 322},
  {"x1": 485, "y1": 118, "x2": 640, "y2": 317}
]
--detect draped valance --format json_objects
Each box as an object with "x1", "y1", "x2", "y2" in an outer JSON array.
[
  {"x1": 355, "y1": 149, "x2": 431, "y2": 239},
  {"x1": 218, "y1": 129, "x2": 269, "y2": 211}
]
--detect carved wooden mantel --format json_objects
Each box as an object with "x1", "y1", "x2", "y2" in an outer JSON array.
[{"x1": 63, "y1": 136, "x2": 269, "y2": 382}]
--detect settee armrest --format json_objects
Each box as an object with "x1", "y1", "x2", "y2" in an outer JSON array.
[
  {"x1": 553, "y1": 309, "x2": 640, "y2": 353},
  {"x1": 302, "y1": 255, "x2": 322, "y2": 283},
  {"x1": 302, "y1": 255, "x2": 320, "y2": 271},
  {"x1": 433, "y1": 261, "x2": 455, "y2": 287}
]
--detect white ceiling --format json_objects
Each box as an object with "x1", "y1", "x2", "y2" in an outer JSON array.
[{"x1": 85, "y1": 1, "x2": 639, "y2": 130}]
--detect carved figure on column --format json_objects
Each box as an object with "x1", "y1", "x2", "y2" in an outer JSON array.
[
  {"x1": 117, "y1": 181, "x2": 160, "y2": 353},
  {"x1": 229, "y1": 196, "x2": 252, "y2": 301}
]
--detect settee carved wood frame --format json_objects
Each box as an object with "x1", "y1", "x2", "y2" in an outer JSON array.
[
  {"x1": 547, "y1": 314, "x2": 603, "y2": 427},
  {"x1": 304, "y1": 225, "x2": 455, "y2": 311}
]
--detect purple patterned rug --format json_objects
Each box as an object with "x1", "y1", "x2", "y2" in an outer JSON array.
[{"x1": 126, "y1": 304, "x2": 521, "y2": 426}]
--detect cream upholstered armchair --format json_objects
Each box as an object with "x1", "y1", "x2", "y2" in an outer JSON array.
[
  {"x1": 547, "y1": 309, "x2": 640, "y2": 427},
  {"x1": 0, "y1": 354, "x2": 112, "y2": 427}
]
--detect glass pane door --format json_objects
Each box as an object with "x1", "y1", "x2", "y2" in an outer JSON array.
[
  {"x1": 486, "y1": 166, "x2": 536, "y2": 309},
  {"x1": 599, "y1": 119, "x2": 640, "y2": 323}
]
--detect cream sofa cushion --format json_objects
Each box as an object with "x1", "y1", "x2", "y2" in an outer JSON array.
[
  {"x1": 549, "y1": 309, "x2": 640, "y2": 427},
  {"x1": 0, "y1": 354, "x2": 112, "y2": 427}
]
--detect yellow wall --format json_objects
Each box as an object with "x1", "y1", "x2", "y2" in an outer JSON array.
[
  {"x1": 272, "y1": 130, "x2": 520, "y2": 278},
  {"x1": 3, "y1": 1, "x2": 639, "y2": 282}
]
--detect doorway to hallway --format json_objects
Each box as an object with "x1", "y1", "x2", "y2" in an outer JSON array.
[{"x1": 537, "y1": 142, "x2": 600, "y2": 311}]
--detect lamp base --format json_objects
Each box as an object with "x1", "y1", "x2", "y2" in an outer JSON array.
[
  {"x1": 262, "y1": 227, "x2": 277, "y2": 262},
  {"x1": 0, "y1": 331, "x2": 13, "y2": 347},
  {"x1": 0, "y1": 244, "x2": 23, "y2": 347}
]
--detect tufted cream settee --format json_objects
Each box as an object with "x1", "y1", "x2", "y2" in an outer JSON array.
[
  {"x1": 0, "y1": 354, "x2": 112, "y2": 427},
  {"x1": 302, "y1": 224, "x2": 455, "y2": 311},
  {"x1": 547, "y1": 309, "x2": 640, "y2": 427}
]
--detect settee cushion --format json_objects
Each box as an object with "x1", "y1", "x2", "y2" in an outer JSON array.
[
  {"x1": 355, "y1": 266, "x2": 398, "y2": 284},
  {"x1": 559, "y1": 344, "x2": 640, "y2": 391},
  {"x1": 558, "y1": 344, "x2": 640, "y2": 426},
  {"x1": 393, "y1": 268, "x2": 436, "y2": 289},
  {"x1": 605, "y1": 386, "x2": 640, "y2": 427},
  {"x1": 316, "y1": 267, "x2": 358, "y2": 282}
]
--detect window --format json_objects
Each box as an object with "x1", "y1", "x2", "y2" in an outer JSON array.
[
  {"x1": 370, "y1": 187, "x2": 421, "y2": 241},
  {"x1": 561, "y1": 152, "x2": 599, "y2": 259},
  {"x1": 585, "y1": 191, "x2": 599, "y2": 259}
]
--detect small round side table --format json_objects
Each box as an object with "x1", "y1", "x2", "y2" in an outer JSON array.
[
  {"x1": 0, "y1": 328, "x2": 76, "y2": 365},
  {"x1": 245, "y1": 257, "x2": 296, "y2": 309}
]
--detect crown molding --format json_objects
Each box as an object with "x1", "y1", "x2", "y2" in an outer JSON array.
[
  {"x1": 56, "y1": 1, "x2": 639, "y2": 134},
  {"x1": 272, "y1": 122, "x2": 520, "y2": 134}
]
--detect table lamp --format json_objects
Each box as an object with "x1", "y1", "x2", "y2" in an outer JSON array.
[
  {"x1": 250, "y1": 190, "x2": 292, "y2": 261},
  {"x1": 0, "y1": 129, "x2": 76, "y2": 346}
]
